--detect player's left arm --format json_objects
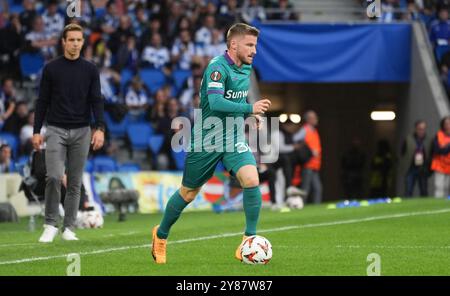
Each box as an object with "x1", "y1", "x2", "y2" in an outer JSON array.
[{"x1": 89, "y1": 65, "x2": 105, "y2": 151}]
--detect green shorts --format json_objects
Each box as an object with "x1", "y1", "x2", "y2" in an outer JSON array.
[{"x1": 181, "y1": 150, "x2": 257, "y2": 188}]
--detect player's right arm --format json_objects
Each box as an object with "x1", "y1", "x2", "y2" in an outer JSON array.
[{"x1": 205, "y1": 64, "x2": 270, "y2": 114}]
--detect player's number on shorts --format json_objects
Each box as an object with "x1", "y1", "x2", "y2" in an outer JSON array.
[{"x1": 235, "y1": 142, "x2": 250, "y2": 154}]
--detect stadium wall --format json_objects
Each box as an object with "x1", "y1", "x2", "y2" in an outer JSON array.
[{"x1": 396, "y1": 21, "x2": 450, "y2": 196}]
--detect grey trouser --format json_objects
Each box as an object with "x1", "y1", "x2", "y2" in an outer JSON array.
[
  {"x1": 301, "y1": 168, "x2": 323, "y2": 204},
  {"x1": 44, "y1": 125, "x2": 91, "y2": 230},
  {"x1": 434, "y1": 172, "x2": 450, "y2": 198}
]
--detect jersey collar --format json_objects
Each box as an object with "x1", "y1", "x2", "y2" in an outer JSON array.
[{"x1": 223, "y1": 50, "x2": 235, "y2": 65}]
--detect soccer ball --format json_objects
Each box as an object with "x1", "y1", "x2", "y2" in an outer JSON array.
[
  {"x1": 286, "y1": 196, "x2": 304, "y2": 209},
  {"x1": 77, "y1": 210, "x2": 104, "y2": 229},
  {"x1": 240, "y1": 235, "x2": 272, "y2": 265}
]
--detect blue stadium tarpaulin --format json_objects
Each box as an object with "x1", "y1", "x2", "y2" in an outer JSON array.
[{"x1": 252, "y1": 23, "x2": 411, "y2": 83}]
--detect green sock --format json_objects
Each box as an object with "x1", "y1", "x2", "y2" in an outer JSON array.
[
  {"x1": 243, "y1": 186, "x2": 262, "y2": 236},
  {"x1": 157, "y1": 190, "x2": 189, "y2": 239}
]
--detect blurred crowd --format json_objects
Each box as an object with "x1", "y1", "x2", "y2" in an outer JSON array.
[{"x1": 0, "y1": 0, "x2": 298, "y2": 168}]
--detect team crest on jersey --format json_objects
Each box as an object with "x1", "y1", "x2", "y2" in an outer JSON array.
[{"x1": 210, "y1": 71, "x2": 222, "y2": 81}]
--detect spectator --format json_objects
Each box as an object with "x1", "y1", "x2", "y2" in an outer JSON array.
[
  {"x1": 116, "y1": 35, "x2": 139, "y2": 72},
  {"x1": 139, "y1": 16, "x2": 164, "y2": 52},
  {"x1": 157, "y1": 98, "x2": 181, "y2": 170},
  {"x1": 379, "y1": 0, "x2": 402, "y2": 23},
  {"x1": 42, "y1": 0, "x2": 65, "y2": 38},
  {"x1": 101, "y1": 0, "x2": 120, "y2": 36},
  {"x1": 165, "y1": 0, "x2": 185, "y2": 44},
  {"x1": 0, "y1": 14, "x2": 22, "y2": 79},
  {"x1": 241, "y1": 0, "x2": 266, "y2": 24},
  {"x1": 268, "y1": 120, "x2": 301, "y2": 205},
  {"x1": 369, "y1": 139, "x2": 393, "y2": 197},
  {"x1": 130, "y1": 3, "x2": 149, "y2": 38},
  {"x1": 141, "y1": 33, "x2": 170, "y2": 69},
  {"x1": 2, "y1": 101, "x2": 28, "y2": 136},
  {"x1": 218, "y1": 0, "x2": 241, "y2": 28},
  {"x1": 269, "y1": 0, "x2": 298, "y2": 21},
  {"x1": 195, "y1": 14, "x2": 217, "y2": 48},
  {"x1": 108, "y1": 15, "x2": 134, "y2": 55},
  {"x1": 430, "y1": 116, "x2": 450, "y2": 197},
  {"x1": 292, "y1": 110, "x2": 323, "y2": 204},
  {"x1": 147, "y1": 88, "x2": 167, "y2": 124},
  {"x1": 429, "y1": 6, "x2": 450, "y2": 47},
  {"x1": 24, "y1": 15, "x2": 58, "y2": 60},
  {"x1": 0, "y1": 143, "x2": 14, "y2": 173},
  {"x1": 77, "y1": 0, "x2": 95, "y2": 31},
  {"x1": 403, "y1": 1, "x2": 420, "y2": 21},
  {"x1": 179, "y1": 75, "x2": 202, "y2": 112},
  {"x1": 171, "y1": 29, "x2": 200, "y2": 70},
  {"x1": 92, "y1": 38, "x2": 113, "y2": 68},
  {"x1": 125, "y1": 76, "x2": 150, "y2": 117},
  {"x1": 341, "y1": 138, "x2": 366, "y2": 199},
  {"x1": 0, "y1": 78, "x2": 17, "y2": 125},
  {"x1": 203, "y1": 29, "x2": 227, "y2": 61},
  {"x1": 19, "y1": 0, "x2": 37, "y2": 34},
  {"x1": 175, "y1": 16, "x2": 194, "y2": 38}
]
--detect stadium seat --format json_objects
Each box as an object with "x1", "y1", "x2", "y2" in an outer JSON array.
[
  {"x1": 399, "y1": 0, "x2": 407, "y2": 9},
  {"x1": 172, "y1": 69, "x2": 192, "y2": 93},
  {"x1": 7, "y1": 0, "x2": 23, "y2": 13},
  {"x1": 19, "y1": 53, "x2": 45, "y2": 80},
  {"x1": 118, "y1": 162, "x2": 141, "y2": 172},
  {"x1": 140, "y1": 68, "x2": 166, "y2": 93},
  {"x1": 128, "y1": 112, "x2": 146, "y2": 123},
  {"x1": 120, "y1": 68, "x2": 134, "y2": 94},
  {"x1": 104, "y1": 112, "x2": 129, "y2": 138},
  {"x1": 95, "y1": 7, "x2": 106, "y2": 18},
  {"x1": 0, "y1": 132, "x2": 19, "y2": 158},
  {"x1": 127, "y1": 123, "x2": 154, "y2": 151},
  {"x1": 14, "y1": 155, "x2": 30, "y2": 175},
  {"x1": 84, "y1": 158, "x2": 94, "y2": 173},
  {"x1": 171, "y1": 149, "x2": 186, "y2": 170},
  {"x1": 16, "y1": 155, "x2": 30, "y2": 166},
  {"x1": 148, "y1": 134, "x2": 165, "y2": 155},
  {"x1": 92, "y1": 156, "x2": 118, "y2": 173}
]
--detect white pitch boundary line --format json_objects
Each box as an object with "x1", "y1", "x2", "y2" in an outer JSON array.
[{"x1": 1, "y1": 208, "x2": 450, "y2": 266}]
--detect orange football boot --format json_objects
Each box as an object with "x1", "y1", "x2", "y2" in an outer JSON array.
[{"x1": 151, "y1": 225, "x2": 167, "y2": 264}]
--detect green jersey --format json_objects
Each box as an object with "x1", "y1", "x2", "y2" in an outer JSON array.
[{"x1": 191, "y1": 51, "x2": 253, "y2": 153}]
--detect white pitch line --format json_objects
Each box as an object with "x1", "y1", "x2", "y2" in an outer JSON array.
[
  {"x1": 0, "y1": 243, "x2": 40, "y2": 248},
  {"x1": 335, "y1": 245, "x2": 450, "y2": 250},
  {"x1": 1, "y1": 207, "x2": 449, "y2": 266}
]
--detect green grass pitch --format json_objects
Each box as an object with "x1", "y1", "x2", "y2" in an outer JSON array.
[{"x1": 0, "y1": 198, "x2": 449, "y2": 276}]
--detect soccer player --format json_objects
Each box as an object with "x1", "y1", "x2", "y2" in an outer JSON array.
[{"x1": 151, "y1": 23, "x2": 271, "y2": 264}]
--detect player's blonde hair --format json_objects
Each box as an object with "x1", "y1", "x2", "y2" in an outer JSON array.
[{"x1": 226, "y1": 23, "x2": 259, "y2": 48}]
